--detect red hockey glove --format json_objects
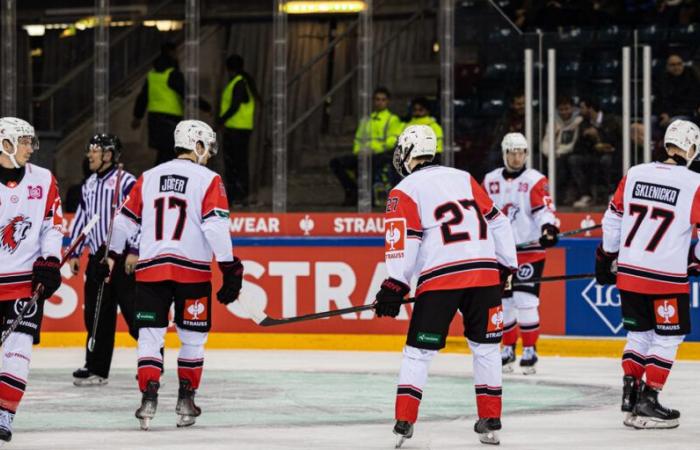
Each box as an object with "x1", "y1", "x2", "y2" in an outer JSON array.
[
  {"x1": 32, "y1": 256, "x2": 62, "y2": 300},
  {"x1": 539, "y1": 224, "x2": 559, "y2": 248},
  {"x1": 595, "y1": 245, "x2": 618, "y2": 285},
  {"x1": 217, "y1": 257, "x2": 244, "y2": 305},
  {"x1": 374, "y1": 278, "x2": 410, "y2": 318}
]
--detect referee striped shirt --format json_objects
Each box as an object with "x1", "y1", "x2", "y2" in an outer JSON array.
[{"x1": 69, "y1": 165, "x2": 138, "y2": 256}]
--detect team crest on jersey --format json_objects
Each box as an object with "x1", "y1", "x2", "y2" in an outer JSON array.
[
  {"x1": 384, "y1": 218, "x2": 406, "y2": 256},
  {"x1": 488, "y1": 181, "x2": 500, "y2": 194},
  {"x1": 0, "y1": 215, "x2": 32, "y2": 254},
  {"x1": 27, "y1": 185, "x2": 43, "y2": 200},
  {"x1": 500, "y1": 203, "x2": 520, "y2": 222},
  {"x1": 184, "y1": 297, "x2": 208, "y2": 321}
]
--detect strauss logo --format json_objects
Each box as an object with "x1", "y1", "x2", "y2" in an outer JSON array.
[
  {"x1": 385, "y1": 222, "x2": 402, "y2": 251},
  {"x1": 491, "y1": 309, "x2": 504, "y2": 330},
  {"x1": 187, "y1": 299, "x2": 206, "y2": 320},
  {"x1": 299, "y1": 214, "x2": 315, "y2": 236},
  {"x1": 0, "y1": 215, "x2": 32, "y2": 254},
  {"x1": 657, "y1": 300, "x2": 676, "y2": 324}
]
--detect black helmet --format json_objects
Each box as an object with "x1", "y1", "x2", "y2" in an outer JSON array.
[{"x1": 88, "y1": 133, "x2": 122, "y2": 162}]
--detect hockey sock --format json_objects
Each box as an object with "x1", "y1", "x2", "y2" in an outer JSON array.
[
  {"x1": 395, "y1": 345, "x2": 436, "y2": 423},
  {"x1": 645, "y1": 333, "x2": 684, "y2": 390},
  {"x1": 0, "y1": 332, "x2": 32, "y2": 414},
  {"x1": 176, "y1": 327, "x2": 207, "y2": 390},
  {"x1": 501, "y1": 297, "x2": 518, "y2": 346},
  {"x1": 517, "y1": 307, "x2": 540, "y2": 348},
  {"x1": 469, "y1": 340, "x2": 502, "y2": 419},
  {"x1": 137, "y1": 327, "x2": 166, "y2": 392},
  {"x1": 622, "y1": 330, "x2": 652, "y2": 380}
]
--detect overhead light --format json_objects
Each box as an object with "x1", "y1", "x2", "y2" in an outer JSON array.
[
  {"x1": 143, "y1": 20, "x2": 183, "y2": 31},
  {"x1": 23, "y1": 25, "x2": 46, "y2": 36},
  {"x1": 284, "y1": 1, "x2": 366, "y2": 14}
]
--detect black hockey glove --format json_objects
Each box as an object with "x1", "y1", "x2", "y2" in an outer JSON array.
[
  {"x1": 539, "y1": 223, "x2": 559, "y2": 248},
  {"x1": 32, "y1": 256, "x2": 62, "y2": 300},
  {"x1": 498, "y1": 264, "x2": 516, "y2": 298},
  {"x1": 374, "y1": 278, "x2": 410, "y2": 318},
  {"x1": 595, "y1": 245, "x2": 618, "y2": 285},
  {"x1": 87, "y1": 260, "x2": 112, "y2": 284},
  {"x1": 688, "y1": 245, "x2": 700, "y2": 278},
  {"x1": 217, "y1": 257, "x2": 244, "y2": 305}
]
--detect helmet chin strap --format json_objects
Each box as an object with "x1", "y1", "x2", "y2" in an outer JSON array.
[
  {"x1": 194, "y1": 146, "x2": 208, "y2": 165},
  {"x1": 1, "y1": 143, "x2": 20, "y2": 169}
]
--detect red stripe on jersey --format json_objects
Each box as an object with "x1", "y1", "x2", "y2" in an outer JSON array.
[
  {"x1": 419, "y1": 257, "x2": 497, "y2": 275},
  {"x1": 416, "y1": 270, "x2": 500, "y2": 295},
  {"x1": 123, "y1": 175, "x2": 144, "y2": 219},
  {"x1": 617, "y1": 274, "x2": 688, "y2": 295},
  {"x1": 202, "y1": 175, "x2": 230, "y2": 219},
  {"x1": 136, "y1": 264, "x2": 211, "y2": 283},
  {"x1": 470, "y1": 176, "x2": 496, "y2": 216},
  {"x1": 386, "y1": 189, "x2": 421, "y2": 230},
  {"x1": 691, "y1": 185, "x2": 700, "y2": 225},
  {"x1": 138, "y1": 253, "x2": 210, "y2": 265},
  {"x1": 610, "y1": 175, "x2": 627, "y2": 215},
  {"x1": 517, "y1": 250, "x2": 545, "y2": 265},
  {"x1": 0, "y1": 282, "x2": 32, "y2": 302},
  {"x1": 44, "y1": 176, "x2": 64, "y2": 226},
  {"x1": 529, "y1": 177, "x2": 553, "y2": 212}
]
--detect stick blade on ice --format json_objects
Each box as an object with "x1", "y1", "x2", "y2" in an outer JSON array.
[{"x1": 237, "y1": 295, "x2": 268, "y2": 325}]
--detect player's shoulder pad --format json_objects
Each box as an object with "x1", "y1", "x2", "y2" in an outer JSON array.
[
  {"x1": 523, "y1": 168, "x2": 547, "y2": 184},
  {"x1": 483, "y1": 167, "x2": 502, "y2": 180}
]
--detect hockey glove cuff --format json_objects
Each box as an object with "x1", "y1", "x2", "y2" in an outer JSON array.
[
  {"x1": 595, "y1": 245, "x2": 618, "y2": 285},
  {"x1": 498, "y1": 264, "x2": 517, "y2": 298},
  {"x1": 539, "y1": 223, "x2": 560, "y2": 248},
  {"x1": 32, "y1": 256, "x2": 62, "y2": 300},
  {"x1": 374, "y1": 278, "x2": 410, "y2": 318},
  {"x1": 688, "y1": 245, "x2": 700, "y2": 277},
  {"x1": 217, "y1": 257, "x2": 244, "y2": 305}
]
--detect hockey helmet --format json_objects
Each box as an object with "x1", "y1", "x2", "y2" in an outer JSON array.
[
  {"x1": 393, "y1": 125, "x2": 437, "y2": 178},
  {"x1": 174, "y1": 120, "x2": 218, "y2": 164},
  {"x1": 664, "y1": 119, "x2": 700, "y2": 166},
  {"x1": 0, "y1": 117, "x2": 38, "y2": 168},
  {"x1": 88, "y1": 133, "x2": 122, "y2": 162},
  {"x1": 501, "y1": 132, "x2": 528, "y2": 171}
]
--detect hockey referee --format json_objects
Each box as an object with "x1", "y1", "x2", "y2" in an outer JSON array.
[{"x1": 68, "y1": 134, "x2": 139, "y2": 386}]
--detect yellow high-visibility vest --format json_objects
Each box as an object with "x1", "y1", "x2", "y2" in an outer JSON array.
[
  {"x1": 220, "y1": 75, "x2": 255, "y2": 130},
  {"x1": 353, "y1": 109, "x2": 402, "y2": 154},
  {"x1": 147, "y1": 68, "x2": 183, "y2": 116}
]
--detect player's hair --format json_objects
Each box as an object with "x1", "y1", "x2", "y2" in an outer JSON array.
[
  {"x1": 174, "y1": 146, "x2": 194, "y2": 156},
  {"x1": 226, "y1": 54, "x2": 244, "y2": 72},
  {"x1": 374, "y1": 86, "x2": 391, "y2": 98},
  {"x1": 556, "y1": 95, "x2": 573, "y2": 107},
  {"x1": 411, "y1": 97, "x2": 431, "y2": 112},
  {"x1": 580, "y1": 96, "x2": 601, "y2": 111}
]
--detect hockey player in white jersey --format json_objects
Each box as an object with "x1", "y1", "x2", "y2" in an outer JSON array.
[
  {"x1": 598, "y1": 119, "x2": 700, "y2": 429},
  {"x1": 482, "y1": 133, "x2": 558, "y2": 374},
  {"x1": 0, "y1": 118, "x2": 64, "y2": 444},
  {"x1": 107, "y1": 120, "x2": 244, "y2": 430},
  {"x1": 374, "y1": 125, "x2": 518, "y2": 446}
]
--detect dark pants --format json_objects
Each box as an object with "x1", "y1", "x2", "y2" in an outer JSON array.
[
  {"x1": 329, "y1": 152, "x2": 398, "y2": 200},
  {"x1": 222, "y1": 128, "x2": 252, "y2": 203},
  {"x1": 83, "y1": 251, "x2": 137, "y2": 378},
  {"x1": 148, "y1": 113, "x2": 180, "y2": 166}
]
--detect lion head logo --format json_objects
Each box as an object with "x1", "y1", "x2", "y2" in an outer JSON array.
[
  {"x1": 0, "y1": 215, "x2": 32, "y2": 254},
  {"x1": 500, "y1": 203, "x2": 520, "y2": 222}
]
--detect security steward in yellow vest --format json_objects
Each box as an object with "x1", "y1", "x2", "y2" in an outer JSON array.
[
  {"x1": 329, "y1": 87, "x2": 403, "y2": 206},
  {"x1": 132, "y1": 42, "x2": 211, "y2": 166},
  {"x1": 217, "y1": 54, "x2": 257, "y2": 205}
]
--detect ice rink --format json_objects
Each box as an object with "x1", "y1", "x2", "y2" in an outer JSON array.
[{"x1": 9, "y1": 346, "x2": 700, "y2": 449}]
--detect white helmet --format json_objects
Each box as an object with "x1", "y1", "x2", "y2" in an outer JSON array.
[
  {"x1": 393, "y1": 125, "x2": 437, "y2": 177},
  {"x1": 174, "y1": 119, "x2": 218, "y2": 165},
  {"x1": 0, "y1": 117, "x2": 38, "y2": 168},
  {"x1": 501, "y1": 132, "x2": 528, "y2": 171},
  {"x1": 664, "y1": 119, "x2": 700, "y2": 166}
]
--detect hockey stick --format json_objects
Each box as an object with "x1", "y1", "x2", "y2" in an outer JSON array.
[
  {"x1": 514, "y1": 272, "x2": 595, "y2": 285},
  {"x1": 237, "y1": 295, "x2": 416, "y2": 327},
  {"x1": 88, "y1": 164, "x2": 123, "y2": 352},
  {"x1": 516, "y1": 224, "x2": 601, "y2": 249},
  {"x1": 1, "y1": 215, "x2": 100, "y2": 346}
]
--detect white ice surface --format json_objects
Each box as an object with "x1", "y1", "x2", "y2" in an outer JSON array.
[{"x1": 8, "y1": 348, "x2": 700, "y2": 450}]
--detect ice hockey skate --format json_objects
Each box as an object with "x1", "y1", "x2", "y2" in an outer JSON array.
[
  {"x1": 621, "y1": 376, "x2": 638, "y2": 427},
  {"x1": 393, "y1": 420, "x2": 413, "y2": 448},
  {"x1": 631, "y1": 384, "x2": 680, "y2": 429},
  {"x1": 0, "y1": 410, "x2": 14, "y2": 446},
  {"x1": 501, "y1": 345, "x2": 515, "y2": 373},
  {"x1": 520, "y1": 346, "x2": 538, "y2": 375},
  {"x1": 135, "y1": 380, "x2": 160, "y2": 430},
  {"x1": 73, "y1": 367, "x2": 107, "y2": 387},
  {"x1": 176, "y1": 380, "x2": 201, "y2": 428},
  {"x1": 474, "y1": 418, "x2": 501, "y2": 445}
]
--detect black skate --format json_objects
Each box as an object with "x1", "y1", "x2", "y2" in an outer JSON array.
[
  {"x1": 393, "y1": 420, "x2": 413, "y2": 448},
  {"x1": 176, "y1": 380, "x2": 202, "y2": 428},
  {"x1": 519, "y1": 346, "x2": 538, "y2": 375},
  {"x1": 501, "y1": 345, "x2": 516, "y2": 374},
  {"x1": 73, "y1": 367, "x2": 107, "y2": 387},
  {"x1": 135, "y1": 380, "x2": 160, "y2": 430},
  {"x1": 0, "y1": 410, "x2": 14, "y2": 445},
  {"x1": 621, "y1": 376, "x2": 639, "y2": 427},
  {"x1": 474, "y1": 418, "x2": 501, "y2": 445},
  {"x1": 632, "y1": 384, "x2": 680, "y2": 429}
]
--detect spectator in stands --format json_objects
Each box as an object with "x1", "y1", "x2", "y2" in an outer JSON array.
[
  {"x1": 654, "y1": 53, "x2": 700, "y2": 129},
  {"x1": 403, "y1": 97, "x2": 444, "y2": 152},
  {"x1": 329, "y1": 87, "x2": 403, "y2": 206},
  {"x1": 131, "y1": 42, "x2": 212, "y2": 166},
  {"x1": 487, "y1": 92, "x2": 538, "y2": 173},
  {"x1": 542, "y1": 95, "x2": 582, "y2": 205},
  {"x1": 217, "y1": 54, "x2": 260, "y2": 207},
  {"x1": 569, "y1": 97, "x2": 622, "y2": 207}
]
